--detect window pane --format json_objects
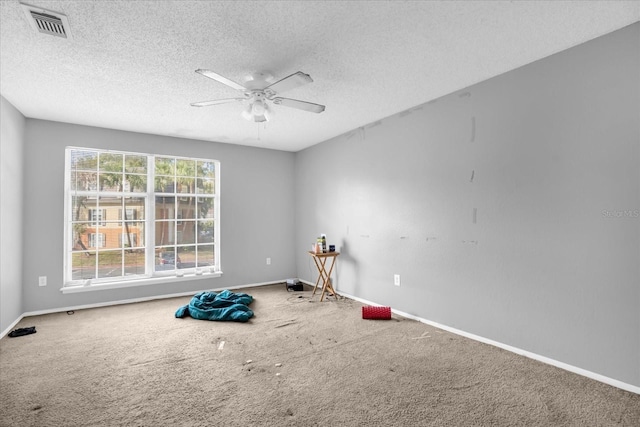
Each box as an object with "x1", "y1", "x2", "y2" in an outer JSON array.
[
  {"x1": 125, "y1": 155, "x2": 146, "y2": 174},
  {"x1": 178, "y1": 198, "x2": 196, "y2": 219},
  {"x1": 100, "y1": 153, "x2": 123, "y2": 172},
  {"x1": 71, "y1": 222, "x2": 92, "y2": 251},
  {"x1": 101, "y1": 172, "x2": 126, "y2": 192},
  {"x1": 197, "y1": 198, "x2": 214, "y2": 219},
  {"x1": 155, "y1": 157, "x2": 175, "y2": 176},
  {"x1": 197, "y1": 161, "x2": 215, "y2": 178},
  {"x1": 97, "y1": 250, "x2": 122, "y2": 278},
  {"x1": 72, "y1": 196, "x2": 91, "y2": 221},
  {"x1": 155, "y1": 221, "x2": 174, "y2": 246},
  {"x1": 105, "y1": 194, "x2": 123, "y2": 214},
  {"x1": 120, "y1": 222, "x2": 143, "y2": 248},
  {"x1": 155, "y1": 247, "x2": 179, "y2": 271},
  {"x1": 197, "y1": 178, "x2": 215, "y2": 194},
  {"x1": 89, "y1": 232, "x2": 107, "y2": 248},
  {"x1": 155, "y1": 176, "x2": 176, "y2": 193},
  {"x1": 86, "y1": 201, "x2": 105, "y2": 225},
  {"x1": 176, "y1": 221, "x2": 196, "y2": 245},
  {"x1": 70, "y1": 171, "x2": 98, "y2": 192},
  {"x1": 176, "y1": 159, "x2": 195, "y2": 177},
  {"x1": 71, "y1": 150, "x2": 98, "y2": 172},
  {"x1": 177, "y1": 246, "x2": 196, "y2": 269},
  {"x1": 72, "y1": 252, "x2": 95, "y2": 280},
  {"x1": 155, "y1": 196, "x2": 175, "y2": 219},
  {"x1": 124, "y1": 249, "x2": 145, "y2": 275},
  {"x1": 125, "y1": 174, "x2": 146, "y2": 192},
  {"x1": 119, "y1": 232, "x2": 134, "y2": 248},
  {"x1": 178, "y1": 177, "x2": 195, "y2": 193},
  {"x1": 197, "y1": 220, "x2": 214, "y2": 243},
  {"x1": 197, "y1": 245, "x2": 214, "y2": 267},
  {"x1": 124, "y1": 197, "x2": 145, "y2": 220}
]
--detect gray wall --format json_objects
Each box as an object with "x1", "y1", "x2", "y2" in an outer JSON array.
[
  {"x1": 21, "y1": 120, "x2": 296, "y2": 312},
  {"x1": 0, "y1": 96, "x2": 25, "y2": 333},
  {"x1": 295, "y1": 23, "x2": 640, "y2": 387}
]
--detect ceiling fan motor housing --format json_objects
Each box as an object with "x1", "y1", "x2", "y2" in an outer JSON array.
[{"x1": 249, "y1": 90, "x2": 267, "y2": 100}]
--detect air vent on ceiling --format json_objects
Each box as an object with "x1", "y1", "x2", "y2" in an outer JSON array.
[{"x1": 21, "y1": 3, "x2": 72, "y2": 39}]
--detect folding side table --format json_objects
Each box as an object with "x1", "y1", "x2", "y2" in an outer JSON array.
[{"x1": 307, "y1": 251, "x2": 340, "y2": 301}]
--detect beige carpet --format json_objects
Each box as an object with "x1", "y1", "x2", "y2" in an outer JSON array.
[{"x1": 1, "y1": 284, "x2": 638, "y2": 426}]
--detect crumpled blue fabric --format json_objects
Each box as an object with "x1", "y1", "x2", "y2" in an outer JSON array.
[{"x1": 175, "y1": 290, "x2": 254, "y2": 322}]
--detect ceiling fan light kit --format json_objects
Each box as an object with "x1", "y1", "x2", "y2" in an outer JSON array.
[
  {"x1": 191, "y1": 69, "x2": 325, "y2": 123},
  {"x1": 241, "y1": 98, "x2": 270, "y2": 123}
]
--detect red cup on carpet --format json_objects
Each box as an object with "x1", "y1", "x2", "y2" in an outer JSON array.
[{"x1": 362, "y1": 306, "x2": 391, "y2": 320}]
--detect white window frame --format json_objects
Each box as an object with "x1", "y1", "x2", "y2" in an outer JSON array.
[{"x1": 63, "y1": 147, "x2": 221, "y2": 293}]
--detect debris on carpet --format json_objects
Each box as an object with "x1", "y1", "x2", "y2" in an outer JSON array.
[{"x1": 8, "y1": 326, "x2": 37, "y2": 337}]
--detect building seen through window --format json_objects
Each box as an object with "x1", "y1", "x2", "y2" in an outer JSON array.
[{"x1": 65, "y1": 148, "x2": 219, "y2": 287}]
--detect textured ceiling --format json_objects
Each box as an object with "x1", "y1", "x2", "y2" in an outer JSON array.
[{"x1": 1, "y1": 1, "x2": 638, "y2": 152}]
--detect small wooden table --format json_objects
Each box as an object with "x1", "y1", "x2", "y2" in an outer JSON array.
[{"x1": 307, "y1": 251, "x2": 340, "y2": 301}]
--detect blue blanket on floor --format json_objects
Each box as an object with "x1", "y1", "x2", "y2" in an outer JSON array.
[{"x1": 175, "y1": 290, "x2": 254, "y2": 322}]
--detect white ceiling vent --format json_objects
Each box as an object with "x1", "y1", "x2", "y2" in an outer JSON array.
[{"x1": 21, "y1": 3, "x2": 72, "y2": 39}]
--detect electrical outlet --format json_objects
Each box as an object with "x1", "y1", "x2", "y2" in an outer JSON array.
[
  {"x1": 266, "y1": 257, "x2": 271, "y2": 265},
  {"x1": 394, "y1": 274, "x2": 401, "y2": 286},
  {"x1": 39, "y1": 276, "x2": 47, "y2": 287}
]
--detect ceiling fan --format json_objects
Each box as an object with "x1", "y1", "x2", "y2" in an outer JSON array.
[{"x1": 191, "y1": 69, "x2": 326, "y2": 122}]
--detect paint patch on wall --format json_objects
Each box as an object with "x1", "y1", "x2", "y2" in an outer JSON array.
[{"x1": 470, "y1": 117, "x2": 476, "y2": 143}]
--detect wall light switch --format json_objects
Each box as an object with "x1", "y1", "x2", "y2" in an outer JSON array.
[
  {"x1": 266, "y1": 257, "x2": 271, "y2": 265},
  {"x1": 394, "y1": 274, "x2": 401, "y2": 287},
  {"x1": 39, "y1": 276, "x2": 47, "y2": 287}
]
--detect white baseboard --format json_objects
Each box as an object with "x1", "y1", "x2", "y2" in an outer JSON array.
[
  {"x1": 1, "y1": 314, "x2": 25, "y2": 340},
  {"x1": 1, "y1": 280, "x2": 283, "y2": 338},
  {"x1": 334, "y1": 288, "x2": 640, "y2": 396}
]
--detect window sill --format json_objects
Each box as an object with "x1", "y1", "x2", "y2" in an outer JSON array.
[{"x1": 60, "y1": 271, "x2": 223, "y2": 294}]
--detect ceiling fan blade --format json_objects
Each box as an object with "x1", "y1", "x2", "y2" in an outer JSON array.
[
  {"x1": 195, "y1": 69, "x2": 246, "y2": 91},
  {"x1": 272, "y1": 97, "x2": 325, "y2": 113},
  {"x1": 265, "y1": 72, "x2": 313, "y2": 95},
  {"x1": 190, "y1": 98, "x2": 245, "y2": 107}
]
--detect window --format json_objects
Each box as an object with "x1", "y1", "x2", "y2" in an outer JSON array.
[
  {"x1": 65, "y1": 147, "x2": 220, "y2": 288},
  {"x1": 119, "y1": 208, "x2": 137, "y2": 220},
  {"x1": 119, "y1": 233, "x2": 137, "y2": 247},
  {"x1": 88, "y1": 209, "x2": 106, "y2": 226},
  {"x1": 89, "y1": 233, "x2": 105, "y2": 248}
]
